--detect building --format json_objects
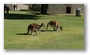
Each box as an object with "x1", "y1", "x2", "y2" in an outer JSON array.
[
  {"x1": 5, "y1": 4, "x2": 84, "y2": 14},
  {"x1": 49, "y1": 4, "x2": 84, "y2": 14},
  {"x1": 5, "y1": 4, "x2": 29, "y2": 10}
]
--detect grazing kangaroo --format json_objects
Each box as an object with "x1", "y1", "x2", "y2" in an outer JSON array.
[
  {"x1": 26, "y1": 23, "x2": 44, "y2": 35},
  {"x1": 46, "y1": 20, "x2": 63, "y2": 31}
]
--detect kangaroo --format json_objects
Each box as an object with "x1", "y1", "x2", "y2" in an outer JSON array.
[
  {"x1": 26, "y1": 23, "x2": 44, "y2": 35},
  {"x1": 46, "y1": 20, "x2": 63, "y2": 31}
]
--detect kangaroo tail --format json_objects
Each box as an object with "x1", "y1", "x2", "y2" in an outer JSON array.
[{"x1": 26, "y1": 26, "x2": 29, "y2": 34}]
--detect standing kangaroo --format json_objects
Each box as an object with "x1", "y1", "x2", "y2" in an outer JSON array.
[
  {"x1": 46, "y1": 20, "x2": 63, "y2": 31},
  {"x1": 26, "y1": 23, "x2": 44, "y2": 35}
]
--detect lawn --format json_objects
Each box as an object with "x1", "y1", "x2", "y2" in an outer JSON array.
[{"x1": 4, "y1": 11, "x2": 84, "y2": 49}]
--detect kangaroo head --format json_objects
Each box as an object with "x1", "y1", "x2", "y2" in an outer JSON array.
[
  {"x1": 60, "y1": 26, "x2": 63, "y2": 31},
  {"x1": 41, "y1": 23, "x2": 45, "y2": 27}
]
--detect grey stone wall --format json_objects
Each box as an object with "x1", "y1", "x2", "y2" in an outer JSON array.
[
  {"x1": 17, "y1": 4, "x2": 29, "y2": 10},
  {"x1": 5, "y1": 4, "x2": 29, "y2": 11},
  {"x1": 48, "y1": 4, "x2": 84, "y2": 14},
  {"x1": 49, "y1": 4, "x2": 66, "y2": 14},
  {"x1": 72, "y1": 4, "x2": 84, "y2": 13},
  {"x1": 6, "y1": 4, "x2": 13, "y2": 10}
]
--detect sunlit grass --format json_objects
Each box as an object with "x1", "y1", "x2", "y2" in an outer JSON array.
[{"x1": 4, "y1": 11, "x2": 84, "y2": 49}]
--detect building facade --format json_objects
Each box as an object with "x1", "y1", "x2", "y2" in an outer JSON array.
[
  {"x1": 5, "y1": 4, "x2": 29, "y2": 10},
  {"x1": 5, "y1": 4, "x2": 84, "y2": 14},
  {"x1": 49, "y1": 4, "x2": 84, "y2": 14}
]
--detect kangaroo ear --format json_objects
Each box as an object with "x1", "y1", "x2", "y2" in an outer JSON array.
[
  {"x1": 60, "y1": 26, "x2": 62, "y2": 27},
  {"x1": 42, "y1": 22, "x2": 44, "y2": 24},
  {"x1": 60, "y1": 26, "x2": 63, "y2": 31}
]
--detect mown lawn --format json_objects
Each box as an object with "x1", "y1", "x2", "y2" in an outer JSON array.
[{"x1": 4, "y1": 11, "x2": 84, "y2": 49}]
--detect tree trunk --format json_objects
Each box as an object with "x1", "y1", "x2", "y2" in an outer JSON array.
[{"x1": 41, "y1": 4, "x2": 48, "y2": 14}]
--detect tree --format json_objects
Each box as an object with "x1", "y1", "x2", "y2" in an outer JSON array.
[{"x1": 41, "y1": 4, "x2": 48, "y2": 14}]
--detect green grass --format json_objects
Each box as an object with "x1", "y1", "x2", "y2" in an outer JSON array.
[{"x1": 4, "y1": 11, "x2": 84, "y2": 49}]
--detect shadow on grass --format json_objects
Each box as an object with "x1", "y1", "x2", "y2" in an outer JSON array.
[
  {"x1": 65, "y1": 14, "x2": 81, "y2": 17},
  {"x1": 65, "y1": 15, "x2": 76, "y2": 17},
  {"x1": 40, "y1": 30, "x2": 56, "y2": 32},
  {"x1": 16, "y1": 30, "x2": 56, "y2": 36},
  {"x1": 16, "y1": 33, "x2": 31, "y2": 35},
  {"x1": 16, "y1": 33, "x2": 38, "y2": 36},
  {"x1": 35, "y1": 12, "x2": 50, "y2": 15},
  {"x1": 4, "y1": 13, "x2": 41, "y2": 20}
]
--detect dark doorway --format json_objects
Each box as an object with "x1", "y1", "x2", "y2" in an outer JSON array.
[{"x1": 66, "y1": 7, "x2": 71, "y2": 13}]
